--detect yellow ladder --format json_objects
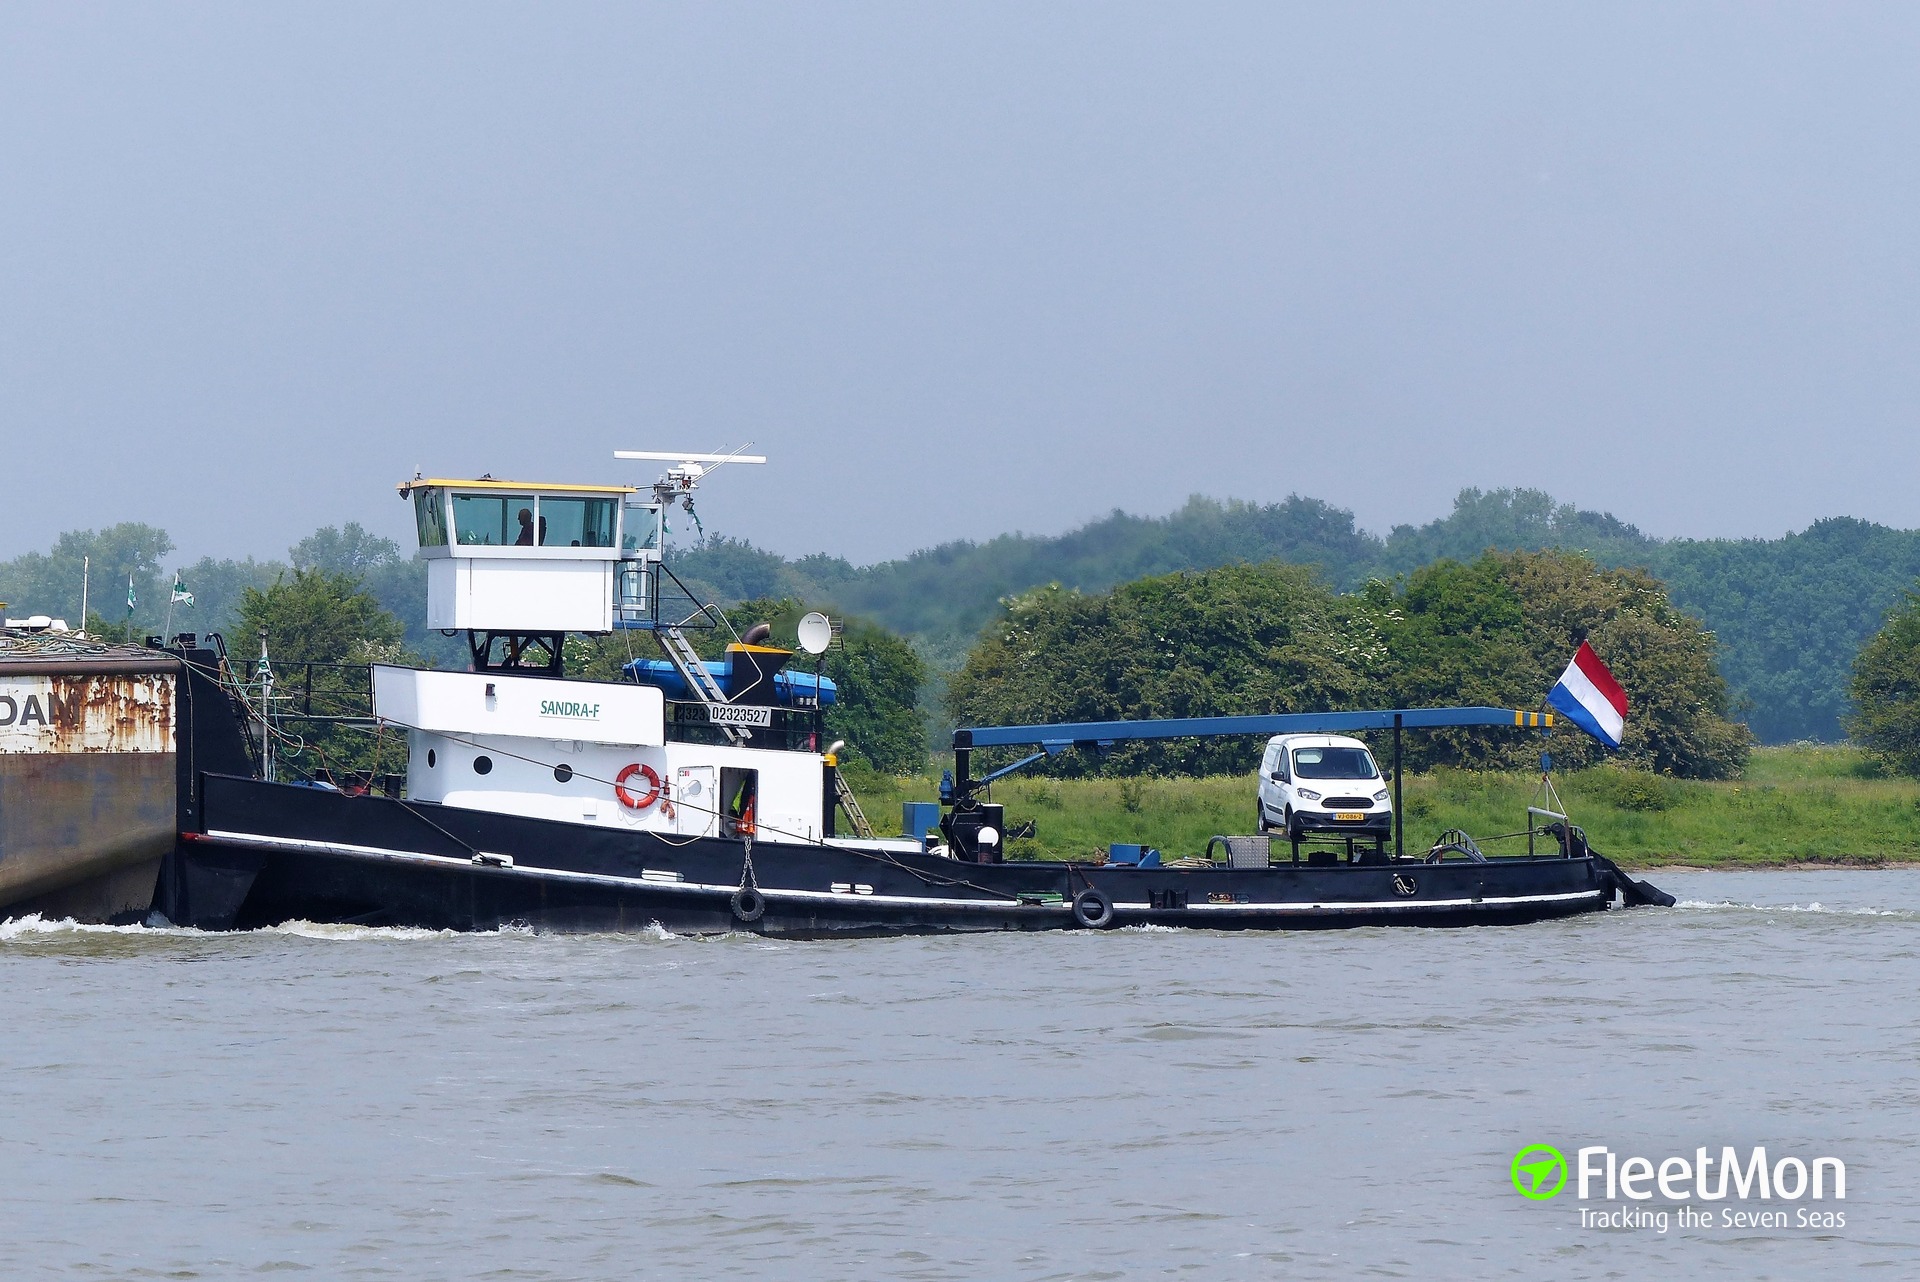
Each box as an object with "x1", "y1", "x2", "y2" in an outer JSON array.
[{"x1": 833, "y1": 769, "x2": 875, "y2": 839}]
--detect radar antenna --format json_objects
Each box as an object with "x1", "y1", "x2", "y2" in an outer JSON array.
[{"x1": 613, "y1": 445, "x2": 766, "y2": 543}]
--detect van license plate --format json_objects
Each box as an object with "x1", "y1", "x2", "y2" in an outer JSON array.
[{"x1": 1335, "y1": 811, "x2": 1365, "y2": 822}]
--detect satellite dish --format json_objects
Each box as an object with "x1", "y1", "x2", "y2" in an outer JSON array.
[{"x1": 797, "y1": 612, "x2": 833, "y2": 655}]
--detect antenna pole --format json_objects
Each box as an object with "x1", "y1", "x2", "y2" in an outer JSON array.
[
  {"x1": 1393, "y1": 713, "x2": 1403, "y2": 860},
  {"x1": 258, "y1": 628, "x2": 275, "y2": 783}
]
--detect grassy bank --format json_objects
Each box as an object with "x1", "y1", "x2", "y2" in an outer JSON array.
[{"x1": 839, "y1": 745, "x2": 1920, "y2": 870}]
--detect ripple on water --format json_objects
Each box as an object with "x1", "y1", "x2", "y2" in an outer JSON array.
[{"x1": 0, "y1": 869, "x2": 1917, "y2": 1279}]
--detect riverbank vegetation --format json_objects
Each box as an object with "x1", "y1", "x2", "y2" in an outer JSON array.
[
  {"x1": 12, "y1": 487, "x2": 1920, "y2": 749},
  {"x1": 1850, "y1": 589, "x2": 1920, "y2": 777},
  {"x1": 840, "y1": 745, "x2": 1920, "y2": 870},
  {"x1": 673, "y1": 487, "x2": 1920, "y2": 746},
  {"x1": 8, "y1": 514, "x2": 1918, "y2": 858},
  {"x1": 949, "y1": 549, "x2": 1749, "y2": 780},
  {"x1": 10, "y1": 491, "x2": 1920, "y2": 792}
]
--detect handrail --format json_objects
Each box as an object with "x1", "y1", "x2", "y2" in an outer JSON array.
[
  {"x1": 630, "y1": 561, "x2": 742, "y2": 644},
  {"x1": 954, "y1": 706, "x2": 1554, "y2": 749}
]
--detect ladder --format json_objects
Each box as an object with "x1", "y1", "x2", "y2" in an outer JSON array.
[
  {"x1": 833, "y1": 769, "x2": 875, "y2": 839},
  {"x1": 657, "y1": 626, "x2": 747, "y2": 744}
]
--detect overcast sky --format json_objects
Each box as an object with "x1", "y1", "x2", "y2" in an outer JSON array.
[{"x1": 3, "y1": 3, "x2": 1917, "y2": 566}]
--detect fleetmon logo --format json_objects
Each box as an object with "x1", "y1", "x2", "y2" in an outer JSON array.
[{"x1": 1511, "y1": 1145, "x2": 1568, "y2": 1200}]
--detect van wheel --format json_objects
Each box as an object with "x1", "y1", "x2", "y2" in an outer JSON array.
[
  {"x1": 1255, "y1": 802, "x2": 1269, "y2": 833},
  {"x1": 1285, "y1": 807, "x2": 1303, "y2": 843}
]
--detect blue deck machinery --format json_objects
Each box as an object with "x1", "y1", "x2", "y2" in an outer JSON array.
[{"x1": 946, "y1": 706, "x2": 1557, "y2": 861}]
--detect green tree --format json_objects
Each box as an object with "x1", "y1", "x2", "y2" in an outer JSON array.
[
  {"x1": 170, "y1": 555, "x2": 286, "y2": 637},
  {"x1": 670, "y1": 536, "x2": 816, "y2": 605},
  {"x1": 0, "y1": 524, "x2": 175, "y2": 635},
  {"x1": 1849, "y1": 590, "x2": 1920, "y2": 776},
  {"x1": 237, "y1": 569, "x2": 411, "y2": 783},
  {"x1": 289, "y1": 522, "x2": 458, "y2": 667},
  {"x1": 824, "y1": 494, "x2": 1386, "y2": 664},
  {"x1": 1376, "y1": 550, "x2": 1749, "y2": 778},
  {"x1": 949, "y1": 563, "x2": 1381, "y2": 778},
  {"x1": 290, "y1": 522, "x2": 402, "y2": 577},
  {"x1": 948, "y1": 550, "x2": 1747, "y2": 781},
  {"x1": 819, "y1": 617, "x2": 927, "y2": 774},
  {"x1": 1380, "y1": 487, "x2": 1651, "y2": 573},
  {"x1": 1645, "y1": 517, "x2": 1920, "y2": 742}
]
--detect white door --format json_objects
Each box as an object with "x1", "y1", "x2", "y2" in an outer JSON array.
[{"x1": 674, "y1": 765, "x2": 718, "y2": 837}]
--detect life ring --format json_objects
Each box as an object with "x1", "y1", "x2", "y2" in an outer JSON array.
[
  {"x1": 730, "y1": 885, "x2": 766, "y2": 922},
  {"x1": 1072, "y1": 887, "x2": 1116, "y2": 929},
  {"x1": 614, "y1": 763, "x2": 662, "y2": 811}
]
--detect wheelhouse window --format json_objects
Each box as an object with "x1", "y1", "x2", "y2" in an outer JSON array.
[
  {"x1": 451, "y1": 492, "x2": 536, "y2": 546},
  {"x1": 413, "y1": 487, "x2": 448, "y2": 547},
  {"x1": 1291, "y1": 747, "x2": 1379, "y2": 780},
  {"x1": 537, "y1": 496, "x2": 618, "y2": 548},
  {"x1": 622, "y1": 504, "x2": 662, "y2": 555}
]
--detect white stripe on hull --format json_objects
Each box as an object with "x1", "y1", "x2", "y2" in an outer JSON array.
[{"x1": 201, "y1": 829, "x2": 1609, "y2": 918}]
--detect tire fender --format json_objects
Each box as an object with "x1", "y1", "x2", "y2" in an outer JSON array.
[{"x1": 1072, "y1": 886, "x2": 1116, "y2": 929}]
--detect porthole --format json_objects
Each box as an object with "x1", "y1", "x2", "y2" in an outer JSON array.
[
  {"x1": 427, "y1": 749, "x2": 436, "y2": 768},
  {"x1": 553, "y1": 763, "x2": 573, "y2": 783},
  {"x1": 474, "y1": 755, "x2": 493, "y2": 776}
]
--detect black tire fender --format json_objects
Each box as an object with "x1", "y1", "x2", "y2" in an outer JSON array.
[
  {"x1": 1072, "y1": 886, "x2": 1116, "y2": 929},
  {"x1": 730, "y1": 886, "x2": 766, "y2": 923}
]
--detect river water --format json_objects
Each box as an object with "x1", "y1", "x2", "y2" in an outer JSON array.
[{"x1": 2, "y1": 869, "x2": 1915, "y2": 1280}]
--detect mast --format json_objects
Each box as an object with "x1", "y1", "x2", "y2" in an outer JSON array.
[{"x1": 613, "y1": 448, "x2": 770, "y2": 743}]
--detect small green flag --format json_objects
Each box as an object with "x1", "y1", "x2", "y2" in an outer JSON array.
[
  {"x1": 170, "y1": 574, "x2": 194, "y2": 608},
  {"x1": 126, "y1": 574, "x2": 135, "y2": 613}
]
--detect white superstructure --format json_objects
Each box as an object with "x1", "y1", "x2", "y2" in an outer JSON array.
[
  {"x1": 373, "y1": 665, "x2": 832, "y2": 842},
  {"x1": 398, "y1": 477, "x2": 656, "y2": 634},
  {"x1": 370, "y1": 454, "x2": 876, "y2": 848}
]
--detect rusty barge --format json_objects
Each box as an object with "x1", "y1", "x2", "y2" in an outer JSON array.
[{"x1": 0, "y1": 630, "x2": 250, "y2": 923}]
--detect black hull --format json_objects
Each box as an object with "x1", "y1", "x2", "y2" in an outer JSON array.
[{"x1": 165, "y1": 775, "x2": 1623, "y2": 937}]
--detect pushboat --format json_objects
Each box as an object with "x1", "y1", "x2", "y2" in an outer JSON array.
[{"x1": 156, "y1": 452, "x2": 1670, "y2": 936}]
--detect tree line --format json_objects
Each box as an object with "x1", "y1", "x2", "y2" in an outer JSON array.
[
  {"x1": 0, "y1": 521, "x2": 928, "y2": 775},
  {"x1": 948, "y1": 550, "x2": 1750, "y2": 781},
  {"x1": 8, "y1": 496, "x2": 1920, "y2": 779},
  {"x1": 668, "y1": 487, "x2": 1920, "y2": 746}
]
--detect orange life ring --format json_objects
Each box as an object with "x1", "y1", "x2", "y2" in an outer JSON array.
[{"x1": 615, "y1": 763, "x2": 662, "y2": 811}]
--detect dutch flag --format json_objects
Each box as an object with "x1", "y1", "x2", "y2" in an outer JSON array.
[{"x1": 1547, "y1": 641, "x2": 1628, "y2": 749}]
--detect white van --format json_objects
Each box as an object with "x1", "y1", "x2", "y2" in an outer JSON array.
[{"x1": 1256, "y1": 734, "x2": 1393, "y2": 842}]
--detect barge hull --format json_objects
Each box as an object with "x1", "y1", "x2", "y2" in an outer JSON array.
[
  {"x1": 0, "y1": 654, "x2": 178, "y2": 922},
  {"x1": 0, "y1": 752, "x2": 175, "y2": 920}
]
